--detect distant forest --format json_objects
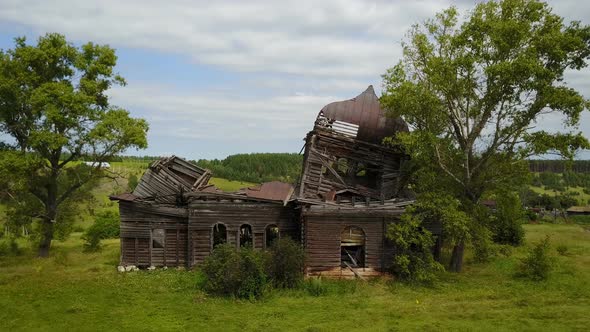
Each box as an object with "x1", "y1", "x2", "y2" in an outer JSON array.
[
  {"x1": 115, "y1": 154, "x2": 590, "y2": 183},
  {"x1": 528, "y1": 160, "x2": 590, "y2": 173},
  {"x1": 194, "y1": 153, "x2": 303, "y2": 184}
]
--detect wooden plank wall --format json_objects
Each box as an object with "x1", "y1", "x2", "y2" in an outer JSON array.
[
  {"x1": 119, "y1": 201, "x2": 189, "y2": 267},
  {"x1": 304, "y1": 215, "x2": 387, "y2": 276},
  {"x1": 188, "y1": 201, "x2": 300, "y2": 267}
]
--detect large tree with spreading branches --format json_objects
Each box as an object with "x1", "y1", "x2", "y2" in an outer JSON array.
[
  {"x1": 381, "y1": 0, "x2": 590, "y2": 271},
  {"x1": 0, "y1": 33, "x2": 148, "y2": 257}
]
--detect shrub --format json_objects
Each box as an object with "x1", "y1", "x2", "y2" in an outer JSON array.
[
  {"x1": 127, "y1": 174, "x2": 139, "y2": 192},
  {"x1": 82, "y1": 211, "x2": 120, "y2": 252},
  {"x1": 525, "y1": 209, "x2": 539, "y2": 222},
  {"x1": 490, "y1": 192, "x2": 525, "y2": 246},
  {"x1": 556, "y1": 244, "x2": 568, "y2": 256},
  {"x1": 386, "y1": 213, "x2": 443, "y2": 283},
  {"x1": 82, "y1": 231, "x2": 103, "y2": 252},
  {"x1": 201, "y1": 244, "x2": 268, "y2": 299},
  {"x1": 0, "y1": 237, "x2": 22, "y2": 256},
  {"x1": 518, "y1": 236, "x2": 553, "y2": 281},
  {"x1": 267, "y1": 237, "x2": 305, "y2": 289}
]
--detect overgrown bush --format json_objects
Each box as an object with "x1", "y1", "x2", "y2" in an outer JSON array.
[
  {"x1": 518, "y1": 236, "x2": 553, "y2": 281},
  {"x1": 201, "y1": 244, "x2": 268, "y2": 299},
  {"x1": 490, "y1": 192, "x2": 525, "y2": 246},
  {"x1": 127, "y1": 173, "x2": 139, "y2": 192},
  {"x1": 0, "y1": 236, "x2": 22, "y2": 256},
  {"x1": 266, "y1": 237, "x2": 305, "y2": 288},
  {"x1": 386, "y1": 213, "x2": 443, "y2": 283},
  {"x1": 556, "y1": 244, "x2": 568, "y2": 256},
  {"x1": 82, "y1": 211, "x2": 120, "y2": 252}
]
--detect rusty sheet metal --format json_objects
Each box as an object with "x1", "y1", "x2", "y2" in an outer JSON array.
[
  {"x1": 318, "y1": 85, "x2": 408, "y2": 143},
  {"x1": 245, "y1": 181, "x2": 295, "y2": 203},
  {"x1": 109, "y1": 192, "x2": 138, "y2": 202}
]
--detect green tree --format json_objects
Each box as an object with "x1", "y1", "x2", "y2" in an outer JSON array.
[
  {"x1": 381, "y1": 0, "x2": 590, "y2": 271},
  {"x1": 0, "y1": 33, "x2": 148, "y2": 257}
]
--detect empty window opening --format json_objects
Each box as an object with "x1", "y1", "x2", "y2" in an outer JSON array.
[
  {"x1": 239, "y1": 224, "x2": 253, "y2": 248},
  {"x1": 212, "y1": 223, "x2": 227, "y2": 248},
  {"x1": 265, "y1": 224, "x2": 279, "y2": 248},
  {"x1": 152, "y1": 228, "x2": 165, "y2": 249},
  {"x1": 337, "y1": 158, "x2": 349, "y2": 176},
  {"x1": 341, "y1": 226, "x2": 365, "y2": 268}
]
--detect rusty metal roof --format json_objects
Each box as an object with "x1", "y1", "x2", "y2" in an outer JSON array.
[
  {"x1": 318, "y1": 85, "x2": 408, "y2": 143},
  {"x1": 245, "y1": 181, "x2": 295, "y2": 203}
]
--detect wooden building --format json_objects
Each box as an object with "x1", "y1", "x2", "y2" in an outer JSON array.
[
  {"x1": 112, "y1": 86, "x2": 442, "y2": 278},
  {"x1": 296, "y1": 86, "x2": 439, "y2": 278}
]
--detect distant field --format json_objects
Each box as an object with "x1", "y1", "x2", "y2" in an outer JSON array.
[
  {"x1": 208, "y1": 177, "x2": 256, "y2": 192},
  {"x1": 529, "y1": 185, "x2": 590, "y2": 206},
  {"x1": 1, "y1": 223, "x2": 589, "y2": 331}
]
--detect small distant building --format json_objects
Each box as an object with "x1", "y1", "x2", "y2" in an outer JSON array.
[{"x1": 566, "y1": 206, "x2": 590, "y2": 216}]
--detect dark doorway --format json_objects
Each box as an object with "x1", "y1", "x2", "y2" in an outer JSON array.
[{"x1": 341, "y1": 226, "x2": 365, "y2": 268}]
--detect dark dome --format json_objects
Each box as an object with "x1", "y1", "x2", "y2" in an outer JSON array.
[{"x1": 317, "y1": 85, "x2": 408, "y2": 144}]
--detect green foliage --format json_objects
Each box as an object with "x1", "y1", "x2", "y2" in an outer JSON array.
[
  {"x1": 569, "y1": 215, "x2": 590, "y2": 224},
  {"x1": 0, "y1": 33, "x2": 148, "y2": 256},
  {"x1": 490, "y1": 192, "x2": 525, "y2": 246},
  {"x1": 0, "y1": 236, "x2": 22, "y2": 256},
  {"x1": 200, "y1": 244, "x2": 268, "y2": 299},
  {"x1": 196, "y1": 153, "x2": 302, "y2": 184},
  {"x1": 266, "y1": 237, "x2": 305, "y2": 289},
  {"x1": 127, "y1": 174, "x2": 139, "y2": 192},
  {"x1": 304, "y1": 277, "x2": 328, "y2": 297},
  {"x1": 381, "y1": 0, "x2": 590, "y2": 204},
  {"x1": 518, "y1": 236, "x2": 553, "y2": 281},
  {"x1": 556, "y1": 244, "x2": 568, "y2": 256},
  {"x1": 82, "y1": 211, "x2": 120, "y2": 252},
  {"x1": 386, "y1": 204, "x2": 444, "y2": 283}
]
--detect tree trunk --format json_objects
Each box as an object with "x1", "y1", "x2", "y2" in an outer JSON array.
[
  {"x1": 38, "y1": 219, "x2": 54, "y2": 257},
  {"x1": 449, "y1": 242, "x2": 465, "y2": 272}
]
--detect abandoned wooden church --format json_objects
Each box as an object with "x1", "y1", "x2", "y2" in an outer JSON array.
[{"x1": 111, "y1": 86, "x2": 442, "y2": 278}]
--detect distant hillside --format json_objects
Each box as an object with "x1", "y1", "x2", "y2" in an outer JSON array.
[
  {"x1": 195, "y1": 153, "x2": 303, "y2": 184},
  {"x1": 529, "y1": 160, "x2": 590, "y2": 173}
]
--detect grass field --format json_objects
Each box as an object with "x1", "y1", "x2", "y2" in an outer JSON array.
[
  {"x1": 1, "y1": 223, "x2": 589, "y2": 331},
  {"x1": 530, "y1": 185, "x2": 590, "y2": 206}
]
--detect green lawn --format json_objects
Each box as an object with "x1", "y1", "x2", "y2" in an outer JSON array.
[{"x1": 1, "y1": 223, "x2": 589, "y2": 331}]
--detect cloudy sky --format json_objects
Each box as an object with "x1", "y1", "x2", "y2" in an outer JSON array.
[{"x1": 0, "y1": 0, "x2": 588, "y2": 159}]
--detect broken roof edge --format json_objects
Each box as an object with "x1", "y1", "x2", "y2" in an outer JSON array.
[{"x1": 189, "y1": 181, "x2": 296, "y2": 205}]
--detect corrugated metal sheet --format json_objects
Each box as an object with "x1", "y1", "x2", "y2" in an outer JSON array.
[{"x1": 245, "y1": 181, "x2": 294, "y2": 202}]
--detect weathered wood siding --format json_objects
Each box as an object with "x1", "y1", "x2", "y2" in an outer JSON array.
[
  {"x1": 188, "y1": 201, "x2": 299, "y2": 266},
  {"x1": 303, "y1": 211, "x2": 442, "y2": 277},
  {"x1": 119, "y1": 201, "x2": 188, "y2": 267},
  {"x1": 303, "y1": 215, "x2": 387, "y2": 276}
]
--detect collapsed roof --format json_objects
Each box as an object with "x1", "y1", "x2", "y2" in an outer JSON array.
[
  {"x1": 111, "y1": 156, "x2": 296, "y2": 205},
  {"x1": 130, "y1": 155, "x2": 211, "y2": 204}
]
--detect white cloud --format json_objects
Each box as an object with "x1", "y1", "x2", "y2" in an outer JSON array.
[{"x1": 0, "y1": 0, "x2": 588, "y2": 158}]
